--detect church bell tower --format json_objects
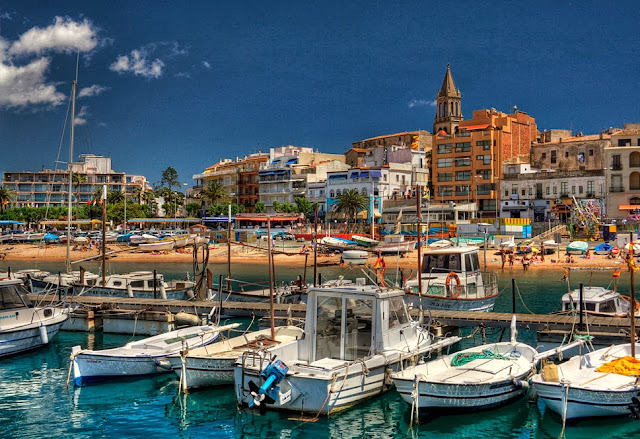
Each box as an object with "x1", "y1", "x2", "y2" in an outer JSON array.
[{"x1": 433, "y1": 64, "x2": 463, "y2": 135}]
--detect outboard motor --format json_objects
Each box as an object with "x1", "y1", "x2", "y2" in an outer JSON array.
[
  {"x1": 248, "y1": 358, "x2": 289, "y2": 407},
  {"x1": 629, "y1": 396, "x2": 640, "y2": 420}
]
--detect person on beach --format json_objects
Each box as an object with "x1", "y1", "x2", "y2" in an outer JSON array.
[
  {"x1": 522, "y1": 255, "x2": 530, "y2": 271},
  {"x1": 500, "y1": 249, "x2": 506, "y2": 270},
  {"x1": 585, "y1": 249, "x2": 591, "y2": 259},
  {"x1": 508, "y1": 252, "x2": 514, "y2": 268}
]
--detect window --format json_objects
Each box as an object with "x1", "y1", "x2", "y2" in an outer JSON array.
[
  {"x1": 476, "y1": 140, "x2": 491, "y2": 148},
  {"x1": 522, "y1": 189, "x2": 526, "y2": 196},
  {"x1": 437, "y1": 143, "x2": 453, "y2": 154},
  {"x1": 512, "y1": 185, "x2": 518, "y2": 195},
  {"x1": 578, "y1": 186, "x2": 583, "y2": 194},
  {"x1": 587, "y1": 181, "x2": 594, "y2": 195},
  {"x1": 546, "y1": 187, "x2": 550, "y2": 195},
  {"x1": 438, "y1": 186, "x2": 453, "y2": 196},
  {"x1": 541, "y1": 153, "x2": 546, "y2": 160},
  {"x1": 383, "y1": 174, "x2": 387, "y2": 181},
  {"x1": 528, "y1": 187, "x2": 532, "y2": 196},
  {"x1": 455, "y1": 142, "x2": 471, "y2": 152},
  {"x1": 589, "y1": 149, "x2": 594, "y2": 156},
  {"x1": 571, "y1": 186, "x2": 575, "y2": 194},
  {"x1": 330, "y1": 190, "x2": 335, "y2": 197},
  {"x1": 612, "y1": 155, "x2": 622, "y2": 170},
  {"x1": 455, "y1": 171, "x2": 471, "y2": 181},
  {"x1": 504, "y1": 190, "x2": 509, "y2": 197},
  {"x1": 553, "y1": 186, "x2": 557, "y2": 194},
  {"x1": 551, "y1": 150, "x2": 557, "y2": 164},
  {"x1": 0, "y1": 285, "x2": 29, "y2": 310},
  {"x1": 437, "y1": 172, "x2": 453, "y2": 182},
  {"x1": 565, "y1": 151, "x2": 569, "y2": 158},
  {"x1": 396, "y1": 175, "x2": 399, "y2": 182},
  {"x1": 336, "y1": 190, "x2": 341, "y2": 196},
  {"x1": 454, "y1": 157, "x2": 471, "y2": 167},
  {"x1": 561, "y1": 182, "x2": 568, "y2": 196},
  {"x1": 315, "y1": 295, "x2": 342, "y2": 360},
  {"x1": 437, "y1": 158, "x2": 452, "y2": 168},
  {"x1": 476, "y1": 169, "x2": 491, "y2": 179},
  {"x1": 618, "y1": 139, "x2": 632, "y2": 146}
]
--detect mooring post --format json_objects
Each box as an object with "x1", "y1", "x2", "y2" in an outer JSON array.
[
  {"x1": 579, "y1": 283, "x2": 584, "y2": 331},
  {"x1": 153, "y1": 269, "x2": 157, "y2": 299},
  {"x1": 512, "y1": 278, "x2": 516, "y2": 314}
]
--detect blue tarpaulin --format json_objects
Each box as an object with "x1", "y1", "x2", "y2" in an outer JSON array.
[{"x1": 0, "y1": 220, "x2": 24, "y2": 225}]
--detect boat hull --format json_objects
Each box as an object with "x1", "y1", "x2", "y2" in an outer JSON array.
[
  {"x1": 72, "y1": 285, "x2": 194, "y2": 300},
  {"x1": 72, "y1": 353, "x2": 171, "y2": 385},
  {"x1": 404, "y1": 293, "x2": 498, "y2": 312},
  {"x1": 170, "y1": 356, "x2": 235, "y2": 388},
  {"x1": 0, "y1": 312, "x2": 67, "y2": 357}
]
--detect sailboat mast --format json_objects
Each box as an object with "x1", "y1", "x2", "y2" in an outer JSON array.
[
  {"x1": 65, "y1": 79, "x2": 77, "y2": 274},
  {"x1": 101, "y1": 185, "x2": 107, "y2": 286},
  {"x1": 416, "y1": 186, "x2": 422, "y2": 296},
  {"x1": 267, "y1": 217, "x2": 275, "y2": 339},
  {"x1": 631, "y1": 231, "x2": 636, "y2": 358}
]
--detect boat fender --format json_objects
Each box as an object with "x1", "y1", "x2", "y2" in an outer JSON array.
[
  {"x1": 185, "y1": 289, "x2": 195, "y2": 300},
  {"x1": 248, "y1": 359, "x2": 289, "y2": 408},
  {"x1": 512, "y1": 378, "x2": 529, "y2": 390},
  {"x1": 126, "y1": 283, "x2": 134, "y2": 298},
  {"x1": 159, "y1": 284, "x2": 168, "y2": 300},
  {"x1": 39, "y1": 324, "x2": 49, "y2": 344},
  {"x1": 174, "y1": 312, "x2": 201, "y2": 327},
  {"x1": 629, "y1": 396, "x2": 640, "y2": 420},
  {"x1": 384, "y1": 368, "x2": 394, "y2": 386}
]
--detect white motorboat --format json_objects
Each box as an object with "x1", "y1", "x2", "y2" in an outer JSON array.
[
  {"x1": 404, "y1": 246, "x2": 500, "y2": 312},
  {"x1": 561, "y1": 286, "x2": 639, "y2": 318},
  {"x1": 341, "y1": 250, "x2": 369, "y2": 266},
  {"x1": 138, "y1": 240, "x2": 175, "y2": 252},
  {"x1": 318, "y1": 236, "x2": 357, "y2": 251},
  {"x1": 130, "y1": 233, "x2": 159, "y2": 245},
  {"x1": 234, "y1": 280, "x2": 459, "y2": 415},
  {"x1": 73, "y1": 271, "x2": 195, "y2": 300},
  {"x1": 0, "y1": 277, "x2": 68, "y2": 357},
  {"x1": 393, "y1": 317, "x2": 588, "y2": 417},
  {"x1": 428, "y1": 239, "x2": 452, "y2": 249},
  {"x1": 532, "y1": 343, "x2": 640, "y2": 419},
  {"x1": 71, "y1": 324, "x2": 222, "y2": 385},
  {"x1": 30, "y1": 270, "x2": 101, "y2": 294},
  {"x1": 164, "y1": 325, "x2": 304, "y2": 391}
]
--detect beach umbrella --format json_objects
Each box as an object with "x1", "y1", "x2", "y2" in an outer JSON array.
[{"x1": 530, "y1": 247, "x2": 539, "y2": 253}]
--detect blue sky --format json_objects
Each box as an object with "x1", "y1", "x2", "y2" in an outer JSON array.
[{"x1": 1, "y1": 1, "x2": 639, "y2": 187}]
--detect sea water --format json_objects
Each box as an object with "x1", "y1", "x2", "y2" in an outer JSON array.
[{"x1": 2, "y1": 260, "x2": 639, "y2": 438}]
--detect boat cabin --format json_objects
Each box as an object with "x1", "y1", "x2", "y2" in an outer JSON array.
[
  {"x1": 421, "y1": 246, "x2": 481, "y2": 274},
  {"x1": 0, "y1": 278, "x2": 31, "y2": 311},
  {"x1": 561, "y1": 287, "x2": 629, "y2": 316},
  {"x1": 302, "y1": 282, "x2": 412, "y2": 363},
  {"x1": 96, "y1": 271, "x2": 167, "y2": 290}
]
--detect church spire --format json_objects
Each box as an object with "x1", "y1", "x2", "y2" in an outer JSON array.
[{"x1": 433, "y1": 64, "x2": 463, "y2": 134}]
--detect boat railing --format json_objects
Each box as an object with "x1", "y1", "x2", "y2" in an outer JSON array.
[{"x1": 418, "y1": 270, "x2": 499, "y2": 300}]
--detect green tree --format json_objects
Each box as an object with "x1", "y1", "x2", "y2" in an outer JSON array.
[
  {"x1": 185, "y1": 202, "x2": 201, "y2": 217},
  {"x1": 71, "y1": 173, "x2": 87, "y2": 206},
  {"x1": 107, "y1": 190, "x2": 125, "y2": 204},
  {"x1": 335, "y1": 188, "x2": 369, "y2": 231},
  {"x1": 254, "y1": 201, "x2": 265, "y2": 213},
  {"x1": 0, "y1": 185, "x2": 17, "y2": 212},
  {"x1": 294, "y1": 197, "x2": 316, "y2": 217},
  {"x1": 160, "y1": 166, "x2": 179, "y2": 190}
]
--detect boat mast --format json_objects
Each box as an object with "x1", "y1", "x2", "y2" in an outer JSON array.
[
  {"x1": 313, "y1": 204, "x2": 318, "y2": 287},
  {"x1": 267, "y1": 216, "x2": 275, "y2": 339},
  {"x1": 65, "y1": 79, "x2": 77, "y2": 274},
  {"x1": 227, "y1": 204, "x2": 232, "y2": 291},
  {"x1": 416, "y1": 185, "x2": 422, "y2": 296},
  {"x1": 631, "y1": 231, "x2": 636, "y2": 358},
  {"x1": 101, "y1": 185, "x2": 107, "y2": 286},
  {"x1": 371, "y1": 178, "x2": 375, "y2": 239}
]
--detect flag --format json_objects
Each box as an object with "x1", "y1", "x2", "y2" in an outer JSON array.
[
  {"x1": 613, "y1": 269, "x2": 621, "y2": 278},
  {"x1": 87, "y1": 200, "x2": 93, "y2": 205},
  {"x1": 2, "y1": 200, "x2": 8, "y2": 205}
]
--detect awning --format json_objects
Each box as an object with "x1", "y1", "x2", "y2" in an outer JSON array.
[
  {"x1": 0, "y1": 220, "x2": 24, "y2": 225},
  {"x1": 286, "y1": 158, "x2": 297, "y2": 164},
  {"x1": 619, "y1": 205, "x2": 640, "y2": 210},
  {"x1": 370, "y1": 171, "x2": 382, "y2": 178},
  {"x1": 461, "y1": 124, "x2": 490, "y2": 131},
  {"x1": 349, "y1": 172, "x2": 360, "y2": 179},
  {"x1": 360, "y1": 171, "x2": 370, "y2": 178}
]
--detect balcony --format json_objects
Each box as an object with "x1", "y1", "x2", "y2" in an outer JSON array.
[
  {"x1": 610, "y1": 186, "x2": 625, "y2": 193},
  {"x1": 611, "y1": 164, "x2": 623, "y2": 171}
]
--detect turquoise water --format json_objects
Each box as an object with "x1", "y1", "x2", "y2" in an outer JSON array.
[{"x1": 2, "y1": 261, "x2": 640, "y2": 438}]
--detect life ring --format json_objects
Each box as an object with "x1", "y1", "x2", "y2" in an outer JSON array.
[{"x1": 445, "y1": 272, "x2": 461, "y2": 298}]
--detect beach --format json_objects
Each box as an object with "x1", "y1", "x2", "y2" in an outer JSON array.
[{"x1": 0, "y1": 242, "x2": 626, "y2": 272}]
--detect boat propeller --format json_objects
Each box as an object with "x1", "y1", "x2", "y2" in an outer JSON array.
[{"x1": 248, "y1": 358, "x2": 289, "y2": 408}]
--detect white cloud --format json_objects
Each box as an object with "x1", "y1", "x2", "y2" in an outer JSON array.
[
  {"x1": 203, "y1": 61, "x2": 211, "y2": 69},
  {"x1": 109, "y1": 42, "x2": 186, "y2": 79},
  {"x1": 175, "y1": 71, "x2": 191, "y2": 79},
  {"x1": 408, "y1": 99, "x2": 437, "y2": 108},
  {"x1": 9, "y1": 16, "x2": 98, "y2": 55},
  {"x1": 110, "y1": 49, "x2": 165, "y2": 78},
  {"x1": 0, "y1": 17, "x2": 102, "y2": 110},
  {"x1": 78, "y1": 84, "x2": 108, "y2": 98},
  {"x1": 74, "y1": 105, "x2": 88, "y2": 125},
  {"x1": 0, "y1": 57, "x2": 65, "y2": 108}
]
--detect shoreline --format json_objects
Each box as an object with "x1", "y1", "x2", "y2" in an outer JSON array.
[{"x1": 0, "y1": 242, "x2": 627, "y2": 273}]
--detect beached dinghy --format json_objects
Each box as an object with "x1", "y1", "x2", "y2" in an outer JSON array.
[
  {"x1": 163, "y1": 325, "x2": 304, "y2": 391},
  {"x1": 71, "y1": 324, "x2": 221, "y2": 385},
  {"x1": 341, "y1": 250, "x2": 369, "y2": 266},
  {"x1": 0, "y1": 278, "x2": 68, "y2": 357},
  {"x1": 351, "y1": 235, "x2": 379, "y2": 247},
  {"x1": 566, "y1": 241, "x2": 589, "y2": 254},
  {"x1": 234, "y1": 281, "x2": 460, "y2": 415}
]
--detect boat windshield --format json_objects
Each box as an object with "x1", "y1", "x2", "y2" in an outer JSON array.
[
  {"x1": 422, "y1": 253, "x2": 462, "y2": 273},
  {"x1": 0, "y1": 285, "x2": 30, "y2": 310},
  {"x1": 389, "y1": 296, "x2": 410, "y2": 327},
  {"x1": 599, "y1": 300, "x2": 617, "y2": 313}
]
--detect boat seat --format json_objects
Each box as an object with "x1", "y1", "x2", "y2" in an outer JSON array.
[
  {"x1": 237, "y1": 339, "x2": 281, "y2": 350},
  {"x1": 309, "y1": 358, "x2": 348, "y2": 370}
]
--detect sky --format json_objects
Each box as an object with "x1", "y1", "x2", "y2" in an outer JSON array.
[{"x1": 1, "y1": 1, "x2": 639, "y2": 188}]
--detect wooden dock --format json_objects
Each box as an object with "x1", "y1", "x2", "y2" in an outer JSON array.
[
  {"x1": 30, "y1": 294, "x2": 307, "y2": 318},
  {"x1": 415, "y1": 309, "x2": 634, "y2": 332}
]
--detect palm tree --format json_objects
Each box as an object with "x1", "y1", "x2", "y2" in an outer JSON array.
[
  {"x1": 0, "y1": 185, "x2": 17, "y2": 212},
  {"x1": 198, "y1": 181, "x2": 228, "y2": 211},
  {"x1": 72, "y1": 173, "x2": 87, "y2": 206},
  {"x1": 335, "y1": 188, "x2": 369, "y2": 232},
  {"x1": 107, "y1": 190, "x2": 125, "y2": 204}
]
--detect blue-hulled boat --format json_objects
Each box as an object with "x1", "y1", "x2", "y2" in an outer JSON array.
[{"x1": 594, "y1": 242, "x2": 613, "y2": 254}]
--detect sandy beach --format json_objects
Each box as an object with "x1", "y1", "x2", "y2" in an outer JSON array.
[{"x1": 0, "y1": 242, "x2": 627, "y2": 273}]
